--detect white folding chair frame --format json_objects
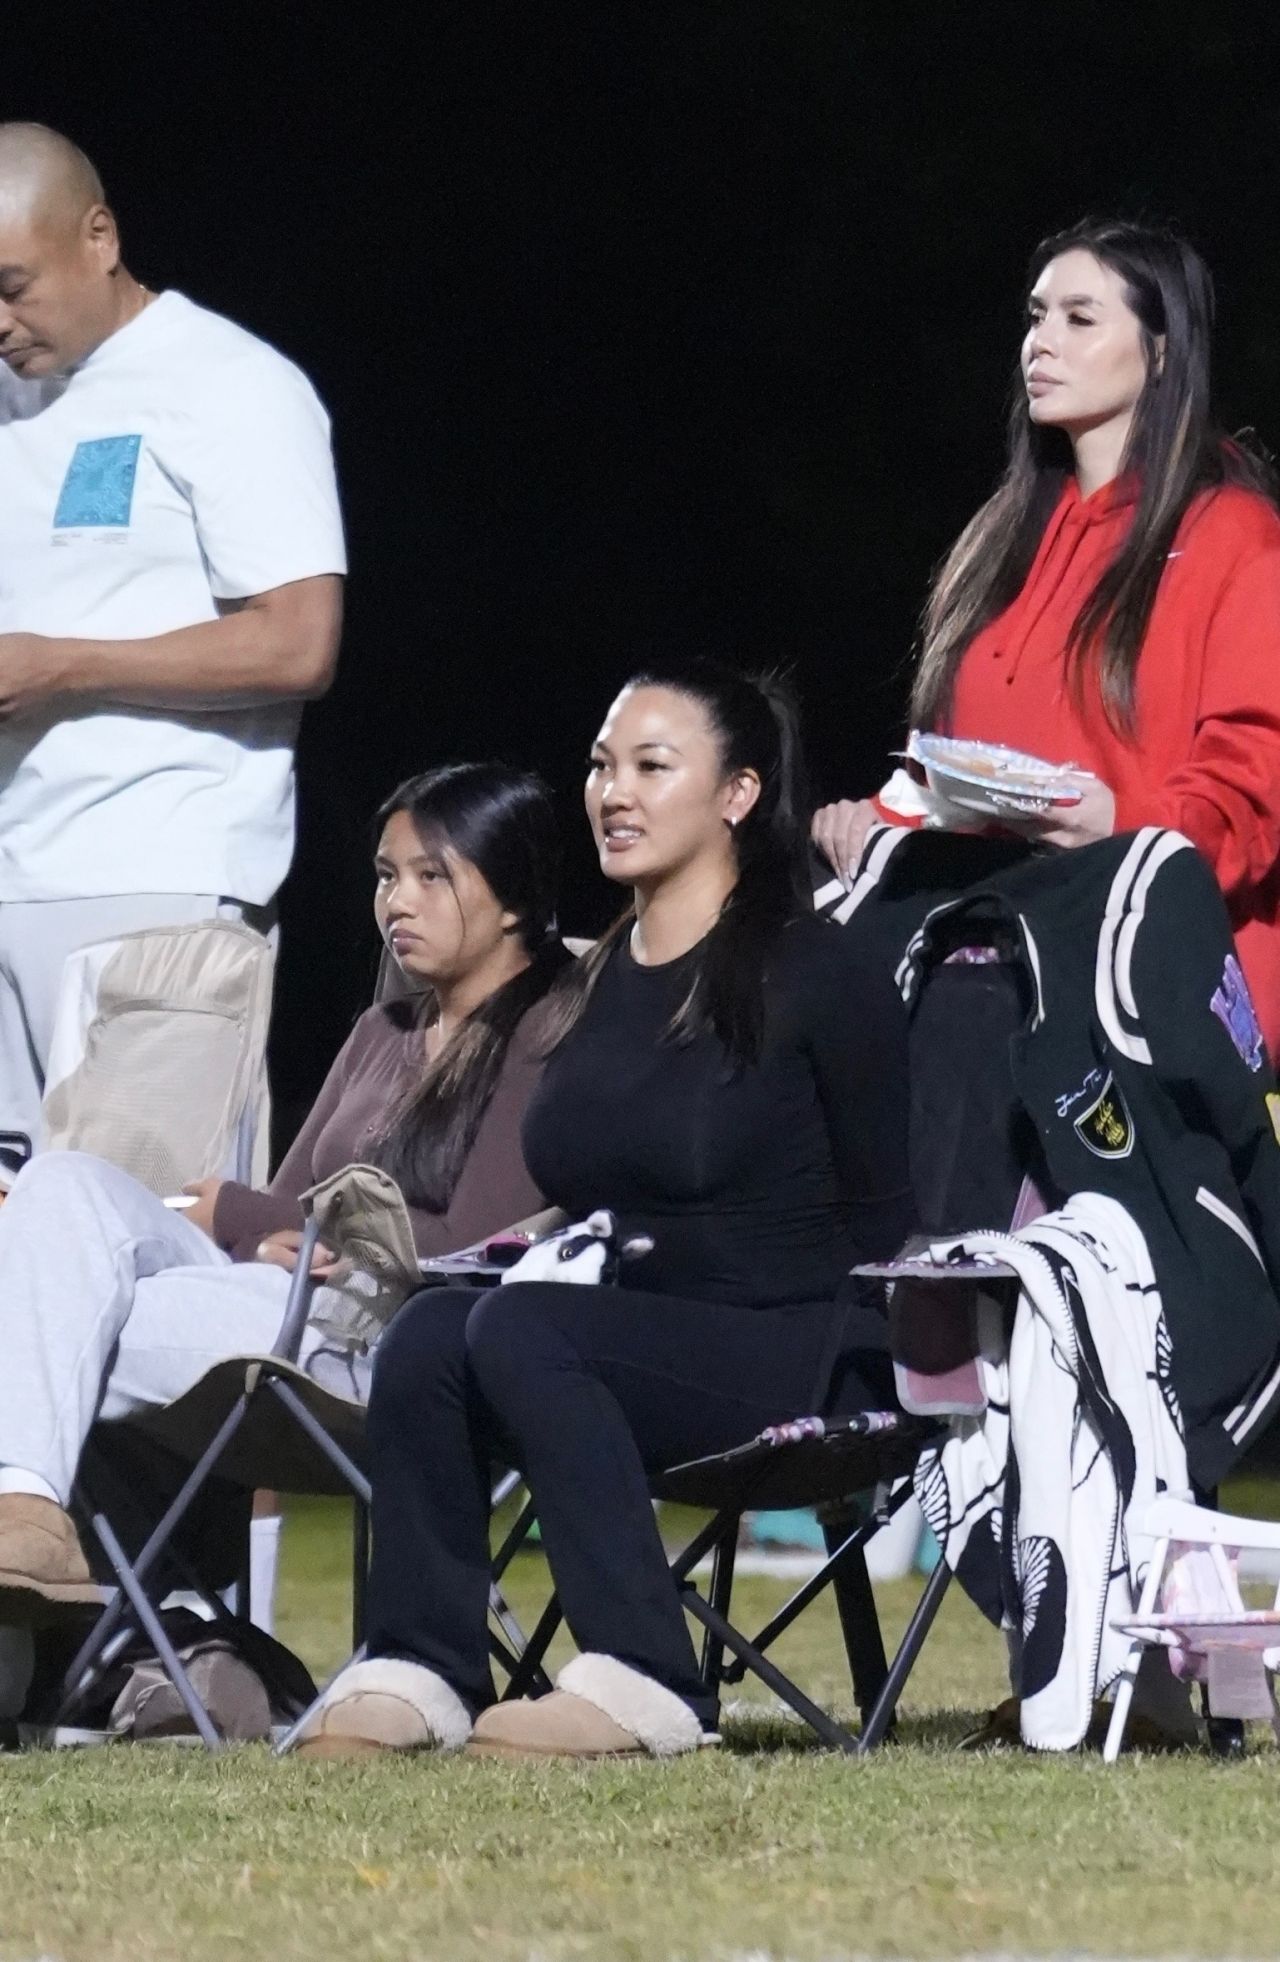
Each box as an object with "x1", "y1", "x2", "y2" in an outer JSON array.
[{"x1": 1104, "y1": 1493, "x2": 1280, "y2": 1761}]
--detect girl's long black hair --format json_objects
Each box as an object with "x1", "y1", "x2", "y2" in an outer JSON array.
[
  {"x1": 547, "y1": 659, "x2": 811, "y2": 1068},
  {"x1": 912, "y1": 218, "x2": 1276, "y2": 735},
  {"x1": 370, "y1": 761, "x2": 566, "y2": 1212}
]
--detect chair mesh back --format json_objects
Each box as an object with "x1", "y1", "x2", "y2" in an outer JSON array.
[{"x1": 41, "y1": 921, "x2": 275, "y2": 1194}]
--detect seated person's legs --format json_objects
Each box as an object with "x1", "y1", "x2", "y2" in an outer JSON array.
[
  {"x1": 295, "y1": 1289, "x2": 486, "y2": 1757},
  {"x1": 464, "y1": 1281, "x2": 889, "y2": 1745},
  {"x1": 302, "y1": 1276, "x2": 889, "y2": 1758},
  {"x1": 363, "y1": 1289, "x2": 497, "y2": 1719},
  {"x1": 0, "y1": 1150, "x2": 295, "y2": 1618}
]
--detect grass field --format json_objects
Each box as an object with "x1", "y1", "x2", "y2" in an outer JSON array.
[{"x1": 1, "y1": 1491, "x2": 1278, "y2": 1962}]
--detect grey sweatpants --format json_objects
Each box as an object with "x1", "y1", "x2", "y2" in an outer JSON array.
[
  {"x1": 0, "y1": 893, "x2": 273, "y2": 1182},
  {"x1": 0, "y1": 1150, "x2": 348, "y2": 1506}
]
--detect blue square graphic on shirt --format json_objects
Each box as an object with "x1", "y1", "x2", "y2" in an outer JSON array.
[{"x1": 53, "y1": 434, "x2": 143, "y2": 528}]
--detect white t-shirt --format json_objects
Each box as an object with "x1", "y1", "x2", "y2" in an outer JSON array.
[{"x1": 0, "y1": 291, "x2": 346, "y2": 903}]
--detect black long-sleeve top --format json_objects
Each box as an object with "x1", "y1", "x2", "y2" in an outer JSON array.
[{"x1": 522, "y1": 912, "x2": 914, "y2": 1308}]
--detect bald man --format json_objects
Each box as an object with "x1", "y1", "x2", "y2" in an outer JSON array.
[{"x1": 0, "y1": 125, "x2": 345, "y2": 1182}]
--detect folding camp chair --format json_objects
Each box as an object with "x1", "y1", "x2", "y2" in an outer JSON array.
[
  {"x1": 36, "y1": 1216, "x2": 364, "y2": 1746},
  {"x1": 42, "y1": 1205, "x2": 540, "y2": 1748},
  {"x1": 476, "y1": 1406, "x2": 934, "y2": 1754}
]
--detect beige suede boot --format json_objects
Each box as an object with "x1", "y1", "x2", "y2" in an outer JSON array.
[{"x1": 0, "y1": 1495, "x2": 104, "y2": 1622}]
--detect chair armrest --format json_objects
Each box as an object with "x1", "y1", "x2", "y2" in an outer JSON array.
[{"x1": 272, "y1": 1213, "x2": 324, "y2": 1360}]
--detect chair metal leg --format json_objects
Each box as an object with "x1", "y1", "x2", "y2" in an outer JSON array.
[
  {"x1": 165, "y1": 1544, "x2": 245, "y2": 1635},
  {"x1": 488, "y1": 1625, "x2": 526, "y2": 1677},
  {"x1": 679, "y1": 1585, "x2": 859, "y2": 1752},
  {"x1": 488, "y1": 1580, "x2": 537, "y2": 1671},
  {"x1": 491, "y1": 1497, "x2": 538, "y2": 1582},
  {"x1": 823, "y1": 1522, "x2": 889, "y2": 1725},
  {"x1": 659, "y1": 1480, "x2": 928, "y2": 1750},
  {"x1": 1103, "y1": 1533, "x2": 1169, "y2": 1764},
  {"x1": 500, "y1": 1593, "x2": 562, "y2": 1700},
  {"x1": 719, "y1": 1481, "x2": 914, "y2": 1680},
  {"x1": 698, "y1": 1524, "x2": 738, "y2": 1690},
  {"x1": 58, "y1": 1346, "x2": 371, "y2": 1741},
  {"x1": 54, "y1": 1392, "x2": 254, "y2": 1725},
  {"x1": 1102, "y1": 1642, "x2": 1141, "y2": 1763},
  {"x1": 352, "y1": 1498, "x2": 369, "y2": 1651},
  {"x1": 89, "y1": 1511, "x2": 222, "y2": 1750},
  {"x1": 490, "y1": 1469, "x2": 523, "y2": 1510},
  {"x1": 855, "y1": 1554, "x2": 953, "y2": 1754},
  {"x1": 669, "y1": 1501, "x2": 748, "y2": 1584},
  {"x1": 273, "y1": 1642, "x2": 367, "y2": 1757}
]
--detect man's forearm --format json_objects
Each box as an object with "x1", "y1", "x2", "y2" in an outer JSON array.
[{"x1": 37, "y1": 577, "x2": 342, "y2": 711}]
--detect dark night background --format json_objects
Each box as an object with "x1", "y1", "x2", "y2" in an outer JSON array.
[{"x1": 11, "y1": 4, "x2": 1280, "y2": 1142}]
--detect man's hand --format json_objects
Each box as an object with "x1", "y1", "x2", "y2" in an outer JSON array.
[
  {"x1": 811, "y1": 798, "x2": 880, "y2": 891},
  {"x1": 253, "y1": 1228, "x2": 342, "y2": 1279},
  {"x1": 181, "y1": 1178, "x2": 225, "y2": 1238},
  {"x1": 0, "y1": 632, "x2": 68, "y2": 718}
]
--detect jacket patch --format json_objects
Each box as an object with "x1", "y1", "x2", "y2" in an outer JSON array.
[
  {"x1": 1072, "y1": 1073, "x2": 1134, "y2": 1159},
  {"x1": 1211, "y1": 954, "x2": 1264, "y2": 1073}
]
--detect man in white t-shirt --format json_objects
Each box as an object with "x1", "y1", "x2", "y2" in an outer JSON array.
[{"x1": 0, "y1": 123, "x2": 346, "y2": 1181}]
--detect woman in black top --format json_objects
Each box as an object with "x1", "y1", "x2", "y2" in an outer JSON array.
[{"x1": 293, "y1": 661, "x2": 913, "y2": 1762}]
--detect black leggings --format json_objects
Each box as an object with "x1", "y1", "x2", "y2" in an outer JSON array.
[{"x1": 364, "y1": 1280, "x2": 889, "y2": 1728}]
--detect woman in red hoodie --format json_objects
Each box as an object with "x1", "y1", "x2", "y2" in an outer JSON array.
[{"x1": 814, "y1": 220, "x2": 1280, "y2": 1049}]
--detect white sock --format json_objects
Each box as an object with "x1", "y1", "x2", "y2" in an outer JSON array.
[
  {"x1": 250, "y1": 1513, "x2": 282, "y2": 1636},
  {"x1": 0, "y1": 1466, "x2": 61, "y2": 1506}
]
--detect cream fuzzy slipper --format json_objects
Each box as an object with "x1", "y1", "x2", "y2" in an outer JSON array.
[
  {"x1": 468, "y1": 1653, "x2": 715, "y2": 1760},
  {"x1": 291, "y1": 1657, "x2": 472, "y2": 1760}
]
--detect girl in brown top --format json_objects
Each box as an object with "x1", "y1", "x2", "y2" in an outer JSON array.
[
  {"x1": 197, "y1": 761, "x2": 565, "y2": 1263},
  {"x1": 0, "y1": 763, "x2": 563, "y2": 1626}
]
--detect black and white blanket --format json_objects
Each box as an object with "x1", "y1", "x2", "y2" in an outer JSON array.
[{"x1": 912, "y1": 1192, "x2": 1188, "y2": 1750}]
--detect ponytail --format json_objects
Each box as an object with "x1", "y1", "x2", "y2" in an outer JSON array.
[{"x1": 674, "y1": 666, "x2": 809, "y2": 1062}]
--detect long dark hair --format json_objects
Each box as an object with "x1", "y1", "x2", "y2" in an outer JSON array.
[
  {"x1": 913, "y1": 218, "x2": 1276, "y2": 734},
  {"x1": 549, "y1": 659, "x2": 811, "y2": 1068},
  {"x1": 370, "y1": 762, "x2": 566, "y2": 1212}
]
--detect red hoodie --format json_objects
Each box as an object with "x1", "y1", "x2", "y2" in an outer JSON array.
[{"x1": 924, "y1": 477, "x2": 1280, "y2": 1050}]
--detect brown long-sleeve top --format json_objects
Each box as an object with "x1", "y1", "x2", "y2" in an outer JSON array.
[{"x1": 211, "y1": 999, "x2": 546, "y2": 1262}]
